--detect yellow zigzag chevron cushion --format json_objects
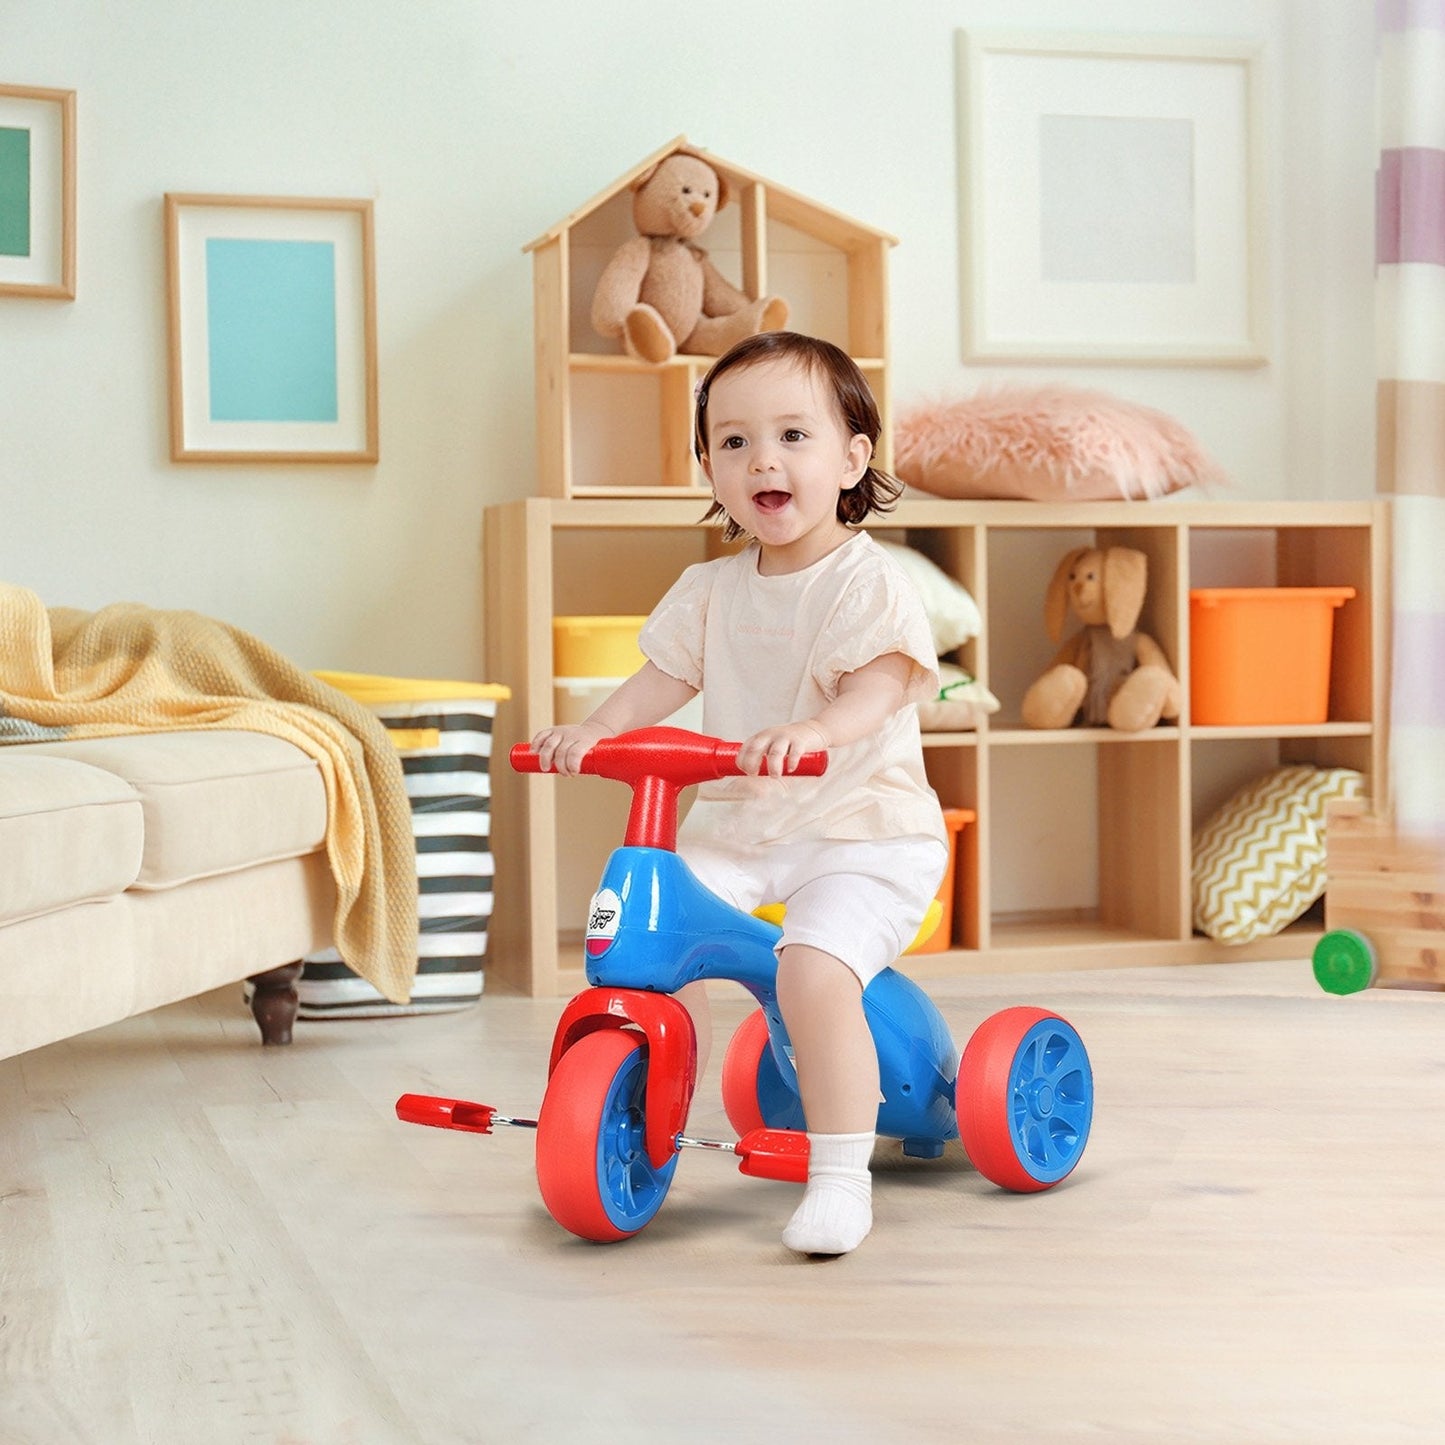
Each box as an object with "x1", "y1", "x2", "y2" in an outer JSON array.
[{"x1": 1192, "y1": 766, "x2": 1364, "y2": 943}]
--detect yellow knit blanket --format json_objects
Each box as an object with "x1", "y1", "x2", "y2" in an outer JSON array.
[{"x1": 0, "y1": 584, "x2": 418, "y2": 1003}]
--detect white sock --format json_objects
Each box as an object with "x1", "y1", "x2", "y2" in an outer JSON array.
[{"x1": 781, "y1": 1131, "x2": 874, "y2": 1256}]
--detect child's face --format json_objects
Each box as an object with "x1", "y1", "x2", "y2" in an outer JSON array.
[{"x1": 701, "y1": 358, "x2": 872, "y2": 574}]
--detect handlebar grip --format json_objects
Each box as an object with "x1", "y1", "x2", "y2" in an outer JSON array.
[
  {"x1": 706, "y1": 740, "x2": 828, "y2": 777},
  {"x1": 509, "y1": 742, "x2": 614, "y2": 777}
]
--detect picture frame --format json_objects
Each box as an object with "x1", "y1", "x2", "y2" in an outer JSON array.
[
  {"x1": 957, "y1": 33, "x2": 1267, "y2": 366},
  {"x1": 164, "y1": 193, "x2": 378, "y2": 463},
  {"x1": 0, "y1": 84, "x2": 76, "y2": 299}
]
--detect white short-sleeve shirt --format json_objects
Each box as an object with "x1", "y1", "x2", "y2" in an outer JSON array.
[{"x1": 640, "y1": 531, "x2": 946, "y2": 848}]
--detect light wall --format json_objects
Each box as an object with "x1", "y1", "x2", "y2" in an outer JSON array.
[{"x1": 0, "y1": 0, "x2": 1376, "y2": 681}]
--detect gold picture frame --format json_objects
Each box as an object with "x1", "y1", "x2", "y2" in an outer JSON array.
[
  {"x1": 0, "y1": 84, "x2": 76, "y2": 299},
  {"x1": 164, "y1": 193, "x2": 379, "y2": 463}
]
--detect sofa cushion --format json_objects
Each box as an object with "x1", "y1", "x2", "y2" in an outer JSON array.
[
  {"x1": 0, "y1": 755, "x2": 144, "y2": 925},
  {"x1": 8, "y1": 730, "x2": 327, "y2": 889}
]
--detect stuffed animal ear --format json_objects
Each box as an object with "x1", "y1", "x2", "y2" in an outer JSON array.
[
  {"x1": 1043, "y1": 547, "x2": 1090, "y2": 642},
  {"x1": 1103, "y1": 547, "x2": 1148, "y2": 638},
  {"x1": 630, "y1": 162, "x2": 662, "y2": 193},
  {"x1": 713, "y1": 168, "x2": 730, "y2": 210}
]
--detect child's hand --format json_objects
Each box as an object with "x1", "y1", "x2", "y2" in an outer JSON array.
[
  {"x1": 531, "y1": 720, "x2": 613, "y2": 776},
  {"x1": 738, "y1": 721, "x2": 829, "y2": 778}
]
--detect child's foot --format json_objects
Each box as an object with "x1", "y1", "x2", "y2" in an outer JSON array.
[{"x1": 781, "y1": 1131, "x2": 874, "y2": 1256}]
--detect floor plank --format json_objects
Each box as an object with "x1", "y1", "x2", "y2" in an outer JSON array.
[{"x1": 2, "y1": 961, "x2": 1443, "y2": 1443}]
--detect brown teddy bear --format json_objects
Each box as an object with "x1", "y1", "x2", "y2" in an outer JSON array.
[
  {"x1": 1020, "y1": 545, "x2": 1182, "y2": 732},
  {"x1": 590, "y1": 149, "x2": 788, "y2": 363}
]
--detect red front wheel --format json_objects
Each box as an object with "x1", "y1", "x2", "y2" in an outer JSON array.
[{"x1": 535, "y1": 1028, "x2": 678, "y2": 1242}]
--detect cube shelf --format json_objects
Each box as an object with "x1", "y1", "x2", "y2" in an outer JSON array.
[{"x1": 483, "y1": 495, "x2": 1388, "y2": 997}]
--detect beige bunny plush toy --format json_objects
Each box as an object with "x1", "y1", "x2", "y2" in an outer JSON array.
[
  {"x1": 1020, "y1": 546, "x2": 1182, "y2": 732},
  {"x1": 590, "y1": 149, "x2": 788, "y2": 364}
]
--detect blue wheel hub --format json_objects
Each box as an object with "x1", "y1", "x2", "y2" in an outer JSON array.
[
  {"x1": 597, "y1": 1051, "x2": 676, "y2": 1230},
  {"x1": 1025, "y1": 1077, "x2": 1056, "y2": 1118},
  {"x1": 1008, "y1": 1018, "x2": 1093, "y2": 1185}
]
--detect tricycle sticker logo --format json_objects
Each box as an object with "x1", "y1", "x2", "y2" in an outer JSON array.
[{"x1": 586, "y1": 888, "x2": 622, "y2": 956}]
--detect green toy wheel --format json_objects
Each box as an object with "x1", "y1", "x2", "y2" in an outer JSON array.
[{"x1": 1312, "y1": 929, "x2": 1378, "y2": 995}]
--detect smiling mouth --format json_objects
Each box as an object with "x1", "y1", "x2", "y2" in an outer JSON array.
[{"x1": 753, "y1": 490, "x2": 792, "y2": 512}]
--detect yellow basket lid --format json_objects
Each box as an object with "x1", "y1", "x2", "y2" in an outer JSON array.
[{"x1": 314, "y1": 670, "x2": 511, "y2": 705}]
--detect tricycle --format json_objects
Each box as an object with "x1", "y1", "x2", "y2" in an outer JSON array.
[{"x1": 397, "y1": 727, "x2": 1094, "y2": 1242}]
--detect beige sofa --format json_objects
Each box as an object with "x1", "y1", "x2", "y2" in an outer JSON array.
[{"x1": 1, "y1": 728, "x2": 337, "y2": 1061}]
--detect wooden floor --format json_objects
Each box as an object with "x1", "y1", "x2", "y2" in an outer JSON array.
[{"x1": 3, "y1": 959, "x2": 1443, "y2": 1444}]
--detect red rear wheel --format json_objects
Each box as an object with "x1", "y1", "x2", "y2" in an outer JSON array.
[
  {"x1": 720, "y1": 1008, "x2": 770, "y2": 1136},
  {"x1": 720, "y1": 1007, "x2": 805, "y2": 1135},
  {"x1": 957, "y1": 1006, "x2": 1094, "y2": 1193}
]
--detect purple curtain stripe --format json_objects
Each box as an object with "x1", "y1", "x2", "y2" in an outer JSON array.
[
  {"x1": 1377, "y1": 148, "x2": 1445, "y2": 265},
  {"x1": 1377, "y1": 0, "x2": 1445, "y2": 30},
  {"x1": 1391, "y1": 611, "x2": 1445, "y2": 723}
]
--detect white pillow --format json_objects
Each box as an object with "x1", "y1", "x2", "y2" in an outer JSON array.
[
  {"x1": 918, "y1": 662, "x2": 1001, "y2": 732},
  {"x1": 877, "y1": 541, "x2": 982, "y2": 654}
]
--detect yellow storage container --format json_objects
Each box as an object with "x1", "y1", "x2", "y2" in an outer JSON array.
[{"x1": 552, "y1": 615, "x2": 647, "y2": 678}]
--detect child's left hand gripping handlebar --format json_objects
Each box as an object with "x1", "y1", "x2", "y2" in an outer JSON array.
[{"x1": 511, "y1": 725, "x2": 827, "y2": 851}]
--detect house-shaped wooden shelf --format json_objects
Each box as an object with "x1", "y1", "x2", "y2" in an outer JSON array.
[{"x1": 523, "y1": 135, "x2": 898, "y2": 499}]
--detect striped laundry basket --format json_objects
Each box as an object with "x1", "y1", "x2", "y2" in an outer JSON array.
[{"x1": 300, "y1": 671, "x2": 511, "y2": 1018}]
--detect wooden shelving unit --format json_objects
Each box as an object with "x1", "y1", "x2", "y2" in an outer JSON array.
[
  {"x1": 482, "y1": 496, "x2": 1389, "y2": 997},
  {"x1": 523, "y1": 135, "x2": 896, "y2": 499}
]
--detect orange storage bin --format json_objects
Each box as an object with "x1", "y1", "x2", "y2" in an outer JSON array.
[
  {"x1": 1189, "y1": 587, "x2": 1355, "y2": 726},
  {"x1": 915, "y1": 807, "x2": 975, "y2": 954}
]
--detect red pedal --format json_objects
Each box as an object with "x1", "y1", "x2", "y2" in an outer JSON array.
[
  {"x1": 396, "y1": 1094, "x2": 497, "y2": 1133},
  {"x1": 734, "y1": 1128, "x2": 810, "y2": 1183}
]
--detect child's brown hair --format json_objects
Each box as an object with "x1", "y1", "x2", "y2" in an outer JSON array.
[{"x1": 693, "y1": 331, "x2": 902, "y2": 541}]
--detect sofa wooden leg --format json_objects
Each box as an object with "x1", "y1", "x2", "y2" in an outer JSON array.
[{"x1": 248, "y1": 961, "x2": 303, "y2": 1045}]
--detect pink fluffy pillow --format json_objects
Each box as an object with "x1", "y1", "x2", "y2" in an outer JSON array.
[{"x1": 893, "y1": 385, "x2": 1225, "y2": 502}]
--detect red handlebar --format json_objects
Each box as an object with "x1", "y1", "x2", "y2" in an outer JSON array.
[
  {"x1": 511, "y1": 726, "x2": 827, "y2": 850},
  {"x1": 510, "y1": 725, "x2": 826, "y2": 786}
]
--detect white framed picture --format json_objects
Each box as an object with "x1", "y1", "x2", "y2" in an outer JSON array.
[
  {"x1": 164, "y1": 193, "x2": 378, "y2": 463},
  {"x1": 957, "y1": 33, "x2": 1267, "y2": 366}
]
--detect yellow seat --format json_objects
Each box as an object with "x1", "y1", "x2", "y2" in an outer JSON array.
[{"x1": 751, "y1": 898, "x2": 942, "y2": 955}]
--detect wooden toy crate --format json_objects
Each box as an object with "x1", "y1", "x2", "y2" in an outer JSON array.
[{"x1": 1315, "y1": 799, "x2": 1445, "y2": 991}]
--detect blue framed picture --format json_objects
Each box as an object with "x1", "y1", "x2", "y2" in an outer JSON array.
[
  {"x1": 0, "y1": 84, "x2": 75, "y2": 299},
  {"x1": 165, "y1": 193, "x2": 378, "y2": 462}
]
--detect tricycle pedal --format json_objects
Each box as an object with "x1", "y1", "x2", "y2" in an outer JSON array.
[
  {"x1": 396, "y1": 1094, "x2": 537, "y2": 1134},
  {"x1": 674, "y1": 1127, "x2": 810, "y2": 1183}
]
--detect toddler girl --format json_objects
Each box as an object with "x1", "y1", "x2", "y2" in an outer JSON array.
[{"x1": 531, "y1": 331, "x2": 947, "y2": 1256}]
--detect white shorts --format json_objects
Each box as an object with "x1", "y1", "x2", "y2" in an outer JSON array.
[{"x1": 678, "y1": 834, "x2": 949, "y2": 988}]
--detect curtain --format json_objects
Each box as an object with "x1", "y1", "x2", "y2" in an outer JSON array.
[{"x1": 1377, "y1": 0, "x2": 1445, "y2": 835}]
